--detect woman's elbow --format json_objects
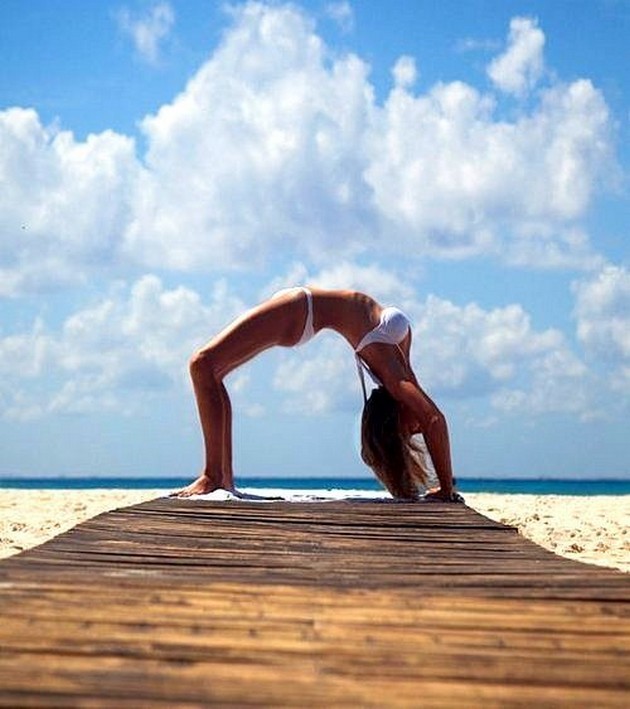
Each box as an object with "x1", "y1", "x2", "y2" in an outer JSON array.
[{"x1": 421, "y1": 407, "x2": 449, "y2": 443}]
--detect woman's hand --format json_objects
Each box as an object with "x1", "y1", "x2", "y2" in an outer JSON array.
[{"x1": 423, "y1": 488, "x2": 465, "y2": 503}]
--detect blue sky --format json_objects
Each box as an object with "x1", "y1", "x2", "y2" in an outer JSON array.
[{"x1": 1, "y1": 0, "x2": 628, "y2": 480}]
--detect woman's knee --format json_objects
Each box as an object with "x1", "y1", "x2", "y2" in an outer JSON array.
[{"x1": 189, "y1": 348, "x2": 220, "y2": 384}]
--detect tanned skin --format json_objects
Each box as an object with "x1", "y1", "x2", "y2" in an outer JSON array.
[{"x1": 174, "y1": 288, "x2": 454, "y2": 500}]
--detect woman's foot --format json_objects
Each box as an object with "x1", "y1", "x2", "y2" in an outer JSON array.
[{"x1": 171, "y1": 474, "x2": 222, "y2": 498}]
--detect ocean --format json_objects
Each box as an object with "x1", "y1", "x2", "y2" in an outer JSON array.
[{"x1": 1, "y1": 476, "x2": 629, "y2": 495}]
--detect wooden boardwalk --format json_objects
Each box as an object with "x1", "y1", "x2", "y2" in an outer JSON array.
[{"x1": 0, "y1": 498, "x2": 628, "y2": 707}]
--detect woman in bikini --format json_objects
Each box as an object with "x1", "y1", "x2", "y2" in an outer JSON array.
[{"x1": 175, "y1": 286, "x2": 460, "y2": 502}]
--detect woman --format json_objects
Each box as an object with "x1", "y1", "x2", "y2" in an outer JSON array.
[{"x1": 175, "y1": 286, "x2": 459, "y2": 501}]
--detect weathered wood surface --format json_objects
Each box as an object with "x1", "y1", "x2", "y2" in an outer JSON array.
[{"x1": 0, "y1": 498, "x2": 628, "y2": 707}]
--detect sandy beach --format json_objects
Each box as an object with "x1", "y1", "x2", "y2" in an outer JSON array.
[{"x1": 0, "y1": 489, "x2": 628, "y2": 572}]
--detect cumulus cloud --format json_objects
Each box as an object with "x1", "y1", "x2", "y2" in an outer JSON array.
[
  {"x1": 270, "y1": 261, "x2": 418, "y2": 413},
  {"x1": 325, "y1": 1, "x2": 354, "y2": 33},
  {"x1": 408, "y1": 294, "x2": 591, "y2": 419},
  {"x1": 573, "y1": 264, "x2": 630, "y2": 394},
  {"x1": 0, "y1": 4, "x2": 619, "y2": 293},
  {"x1": 268, "y1": 262, "x2": 593, "y2": 419},
  {"x1": 275, "y1": 285, "x2": 593, "y2": 417},
  {"x1": 574, "y1": 264, "x2": 630, "y2": 359},
  {"x1": 117, "y1": 1, "x2": 175, "y2": 65},
  {"x1": 0, "y1": 276, "x2": 245, "y2": 420},
  {"x1": 392, "y1": 56, "x2": 418, "y2": 89},
  {"x1": 273, "y1": 336, "x2": 355, "y2": 414},
  {"x1": 0, "y1": 108, "x2": 140, "y2": 296},
  {"x1": 487, "y1": 16, "x2": 545, "y2": 97},
  {"x1": 366, "y1": 76, "x2": 612, "y2": 267},
  {"x1": 131, "y1": 4, "x2": 613, "y2": 270},
  {"x1": 126, "y1": 1, "x2": 375, "y2": 270},
  {"x1": 265, "y1": 260, "x2": 415, "y2": 304},
  {"x1": 455, "y1": 37, "x2": 502, "y2": 54},
  {"x1": 0, "y1": 259, "x2": 605, "y2": 424}
]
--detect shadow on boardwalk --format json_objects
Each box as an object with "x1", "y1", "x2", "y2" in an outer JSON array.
[{"x1": 0, "y1": 499, "x2": 628, "y2": 707}]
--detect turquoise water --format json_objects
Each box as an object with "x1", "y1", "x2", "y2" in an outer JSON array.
[{"x1": 1, "y1": 476, "x2": 629, "y2": 495}]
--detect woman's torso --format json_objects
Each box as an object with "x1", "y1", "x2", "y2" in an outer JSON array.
[{"x1": 308, "y1": 288, "x2": 383, "y2": 349}]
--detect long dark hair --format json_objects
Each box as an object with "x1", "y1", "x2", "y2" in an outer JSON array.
[{"x1": 360, "y1": 387, "x2": 429, "y2": 500}]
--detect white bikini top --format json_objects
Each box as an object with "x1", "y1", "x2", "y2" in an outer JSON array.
[
  {"x1": 355, "y1": 307, "x2": 411, "y2": 401},
  {"x1": 355, "y1": 307, "x2": 410, "y2": 352}
]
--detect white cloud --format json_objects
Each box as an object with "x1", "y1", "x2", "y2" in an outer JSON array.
[
  {"x1": 0, "y1": 318, "x2": 49, "y2": 379},
  {"x1": 0, "y1": 6, "x2": 619, "y2": 294},
  {"x1": 0, "y1": 108, "x2": 140, "y2": 296},
  {"x1": 267, "y1": 264, "x2": 593, "y2": 419},
  {"x1": 273, "y1": 336, "x2": 356, "y2": 414},
  {"x1": 424, "y1": 296, "x2": 593, "y2": 418},
  {"x1": 269, "y1": 261, "x2": 416, "y2": 413},
  {"x1": 455, "y1": 37, "x2": 502, "y2": 54},
  {"x1": 491, "y1": 349, "x2": 592, "y2": 418},
  {"x1": 487, "y1": 16, "x2": 545, "y2": 97},
  {"x1": 410, "y1": 294, "x2": 598, "y2": 418},
  {"x1": 392, "y1": 56, "x2": 417, "y2": 89},
  {"x1": 0, "y1": 261, "x2": 604, "y2": 424},
  {"x1": 325, "y1": 1, "x2": 354, "y2": 33},
  {"x1": 126, "y1": 2, "x2": 375, "y2": 270},
  {"x1": 117, "y1": 1, "x2": 175, "y2": 65},
  {"x1": 366, "y1": 76, "x2": 612, "y2": 267},
  {"x1": 264, "y1": 260, "x2": 416, "y2": 307},
  {"x1": 133, "y1": 5, "x2": 613, "y2": 270},
  {"x1": 313, "y1": 261, "x2": 417, "y2": 304},
  {"x1": 0, "y1": 276, "x2": 245, "y2": 420},
  {"x1": 574, "y1": 264, "x2": 630, "y2": 359},
  {"x1": 573, "y1": 264, "x2": 630, "y2": 394}
]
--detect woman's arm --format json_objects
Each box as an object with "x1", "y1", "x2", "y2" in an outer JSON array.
[
  {"x1": 390, "y1": 378, "x2": 454, "y2": 499},
  {"x1": 366, "y1": 341, "x2": 456, "y2": 500}
]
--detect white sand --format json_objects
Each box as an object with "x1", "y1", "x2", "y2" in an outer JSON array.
[
  {"x1": 0, "y1": 489, "x2": 628, "y2": 572},
  {"x1": 467, "y1": 493, "x2": 629, "y2": 573},
  {"x1": 0, "y1": 489, "x2": 166, "y2": 560}
]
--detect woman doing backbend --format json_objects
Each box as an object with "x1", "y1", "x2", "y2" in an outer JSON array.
[{"x1": 175, "y1": 286, "x2": 460, "y2": 502}]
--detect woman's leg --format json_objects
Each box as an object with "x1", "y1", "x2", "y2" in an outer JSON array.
[
  {"x1": 173, "y1": 291, "x2": 307, "y2": 497},
  {"x1": 174, "y1": 349, "x2": 232, "y2": 497},
  {"x1": 218, "y1": 379, "x2": 233, "y2": 488}
]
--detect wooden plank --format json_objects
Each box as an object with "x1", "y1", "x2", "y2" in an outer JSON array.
[
  {"x1": 3, "y1": 502, "x2": 625, "y2": 599},
  {"x1": 0, "y1": 499, "x2": 628, "y2": 706}
]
